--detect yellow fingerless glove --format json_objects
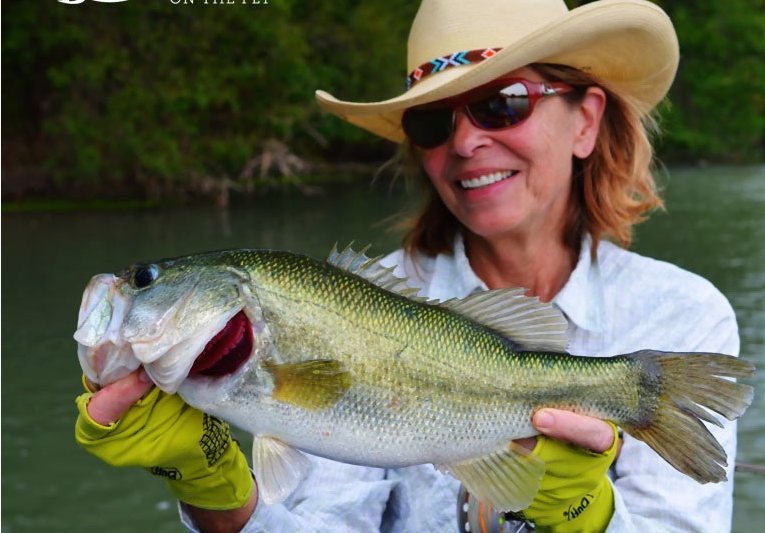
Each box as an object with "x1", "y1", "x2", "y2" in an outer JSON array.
[
  {"x1": 520, "y1": 423, "x2": 619, "y2": 533},
  {"x1": 75, "y1": 386, "x2": 253, "y2": 510}
]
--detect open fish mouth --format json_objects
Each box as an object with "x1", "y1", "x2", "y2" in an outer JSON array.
[{"x1": 188, "y1": 311, "x2": 254, "y2": 377}]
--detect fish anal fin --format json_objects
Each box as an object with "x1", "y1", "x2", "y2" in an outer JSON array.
[
  {"x1": 252, "y1": 436, "x2": 311, "y2": 505},
  {"x1": 438, "y1": 442, "x2": 545, "y2": 512},
  {"x1": 268, "y1": 359, "x2": 351, "y2": 411}
]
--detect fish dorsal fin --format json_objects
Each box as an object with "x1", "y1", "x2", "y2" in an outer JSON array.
[
  {"x1": 326, "y1": 242, "x2": 380, "y2": 273},
  {"x1": 327, "y1": 243, "x2": 568, "y2": 351},
  {"x1": 326, "y1": 243, "x2": 430, "y2": 302},
  {"x1": 437, "y1": 441, "x2": 545, "y2": 512},
  {"x1": 441, "y1": 288, "x2": 569, "y2": 352}
]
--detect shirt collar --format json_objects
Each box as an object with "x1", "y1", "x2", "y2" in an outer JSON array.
[
  {"x1": 429, "y1": 233, "x2": 487, "y2": 300},
  {"x1": 552, "y1": 233, "x2": 606, "y2": 333},
  {"x1": 431, "y1": 232, "x2": 605, "y2": 333}
]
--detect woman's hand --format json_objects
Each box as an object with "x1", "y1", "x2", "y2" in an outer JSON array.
[
  {"x1": 83, "y1": 369, "x2": 153, "y2": 424},
  {"x1": 510, "y1": 409, "x2": 622, "y2": 533},
  {"x1": 516, "y1": 408, "x2": 622, "y2": 454},
  {"x1": 75, "y1": 370, "x2": 256, "y2": 533}
]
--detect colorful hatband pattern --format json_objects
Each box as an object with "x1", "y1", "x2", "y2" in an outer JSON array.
[{"x1": 406, "y1": 48, "x2": 502, "y2": 90}]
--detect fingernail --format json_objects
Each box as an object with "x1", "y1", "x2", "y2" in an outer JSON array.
[
  {"x1": 536, "y1": 411, "x2": 554, "y2": 429},
  {"x1": 138, "y1": 368, "x2": 152, "y2": 383}
]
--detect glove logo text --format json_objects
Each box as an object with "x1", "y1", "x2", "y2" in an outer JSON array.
[
  {"x1": 150, "y1": 466, "x2": 182, "y2": 480},
  {"x1": 563, "y1": 493, "x2": 594, "y2": 521}
]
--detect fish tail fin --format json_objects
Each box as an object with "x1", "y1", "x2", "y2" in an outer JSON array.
[{"x1": 622, "y1": 350, "x2": 754, "y2": 483}]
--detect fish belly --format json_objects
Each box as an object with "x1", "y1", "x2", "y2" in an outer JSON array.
[{"x1": 210, "y1": 379, "x2": 538, "y2": 468}]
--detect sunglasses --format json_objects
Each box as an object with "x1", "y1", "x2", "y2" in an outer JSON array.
[{"x1": 401, "y1": 77, "x2": 575, "y2": 149}]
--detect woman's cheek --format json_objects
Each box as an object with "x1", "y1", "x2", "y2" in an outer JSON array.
[{"x1": 420, "y1": 148, "x2": 447, "y2": 183}]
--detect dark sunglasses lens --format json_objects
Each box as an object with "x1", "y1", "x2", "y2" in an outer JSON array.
[
  {"x1": 402, "y1": 107, "x2": 453, "y2": 148},
  {"x1": 469, "y1": 82, "x2": 531, "y2": 129}
]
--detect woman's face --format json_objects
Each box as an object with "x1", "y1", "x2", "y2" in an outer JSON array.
[{"x1": 419, "y1": 67, "x2": 605, "y2": 243}]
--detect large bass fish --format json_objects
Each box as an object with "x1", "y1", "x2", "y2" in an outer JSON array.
[{"x1": 74, "y1": 244, "x2": 754, "y2": 511}]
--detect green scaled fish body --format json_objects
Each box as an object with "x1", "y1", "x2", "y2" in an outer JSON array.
[
  {"x1": 74, "y1": 245, "x2": 755, "y2": 511},
  {"x1": 214, "y1": 250, "x2": 626, "y2": 463}
]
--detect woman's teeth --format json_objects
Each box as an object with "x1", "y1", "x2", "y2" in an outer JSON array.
[{"x1": 459, "y1": 171, "x2": 517, "y2": 190}]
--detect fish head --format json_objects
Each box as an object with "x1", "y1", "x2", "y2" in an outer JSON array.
[{"x1": 75, "y1": 254, "x2": 265, "y2": 393}]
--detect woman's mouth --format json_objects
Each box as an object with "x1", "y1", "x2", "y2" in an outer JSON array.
[
  {"x1": 188, "y1": 311, "x2": 253, "y2": 377},
  {"x1": 459, "y1": 170, "x2": 518, "y2": 190}
]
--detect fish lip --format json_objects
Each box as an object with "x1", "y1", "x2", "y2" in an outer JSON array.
[
  {"x1": 187, "y1": 310, "x2": 254, "y2": 377},
  {"x1": 75, "y1": 273, "x2": 137, "y2": 385}
]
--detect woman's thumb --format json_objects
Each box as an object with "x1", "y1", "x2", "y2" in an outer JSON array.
[{"x1": 87, "y1": 368, "x2": 154, "y2": 425}]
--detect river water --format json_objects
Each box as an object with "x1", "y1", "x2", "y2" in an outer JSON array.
[{"x1": 2, "y1": 165, "x2": 763, "y2": 532}]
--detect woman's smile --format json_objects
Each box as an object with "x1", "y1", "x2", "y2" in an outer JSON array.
[
  {"x1": 453, "y1": 168, "x2": 521, "y2": 203},
  {"x1": 458, "y1": 169, "x2": 518, "y2": 190}
]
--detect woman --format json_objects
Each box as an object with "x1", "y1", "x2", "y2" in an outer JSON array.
[{"x1": 76, "y1": 0, "x2": 741, "y2": 531}]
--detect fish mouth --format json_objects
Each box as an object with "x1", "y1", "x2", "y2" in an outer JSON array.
[{"x1": 188, "y1": 311, "x2": 253, "y2": 377}]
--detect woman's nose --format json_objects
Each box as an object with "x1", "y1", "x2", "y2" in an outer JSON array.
[{"x1": 449, "y1": 109, "x2": 491, "y2": 157}]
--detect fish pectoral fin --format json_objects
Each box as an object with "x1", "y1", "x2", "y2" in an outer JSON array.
[
  {"x1": 437, "y1": 442, "x2": 545, "y2": 512},
  {"x1": 267, "y1": 359, "x2": 351, "y2": 411},
  {"x1": 252, "y1": 436, "x2": 311, "y2": 505}
]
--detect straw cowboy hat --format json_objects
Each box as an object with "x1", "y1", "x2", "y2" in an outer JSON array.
[{"x1": 315, "y1": 0, "x2": 679, "y2": 143}]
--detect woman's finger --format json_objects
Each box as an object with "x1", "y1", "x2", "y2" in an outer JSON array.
[
  {"x1": 532, "y1": 408, "x2": 616, "y2": 453},
  {"x1": 87, "y1": 368, "x2": 154, "y2": 425}
]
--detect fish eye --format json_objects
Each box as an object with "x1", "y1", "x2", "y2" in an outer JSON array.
[{"x1": 134, "y1": 264, "x2": 159, "y2": 289}]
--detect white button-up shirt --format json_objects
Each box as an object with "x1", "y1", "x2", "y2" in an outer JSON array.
[{"x1": 182, "y1": 234, "x2": 740, "y2": 532}]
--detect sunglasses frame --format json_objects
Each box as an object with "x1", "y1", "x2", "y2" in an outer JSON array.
[{"x1": 402, "y1": 77, "x2": 576, "y2": 149}]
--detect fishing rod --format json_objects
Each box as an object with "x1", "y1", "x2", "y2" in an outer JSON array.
[{"x1": 735, "y1": 462, "x2": 765, "y2": 475}]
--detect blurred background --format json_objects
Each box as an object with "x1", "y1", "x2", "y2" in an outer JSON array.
[
  {"x1": 2, "y1": 0, "x2": 764, "y2": 532},
  {"x1": 2, "y1": 0, "x2": 763, "y2": 204}
]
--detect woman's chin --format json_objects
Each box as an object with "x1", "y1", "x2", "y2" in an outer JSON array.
[{"x1": 459, "y1": 211, "x2": 528, "y2": 241}]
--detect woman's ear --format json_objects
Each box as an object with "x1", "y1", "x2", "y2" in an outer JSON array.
[{"x1": 572, "y1": 86, "x2": 607, "y2": 159}]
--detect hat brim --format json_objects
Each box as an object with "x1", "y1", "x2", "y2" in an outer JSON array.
[{"x1": 315, "y1": 0, "x2": 679, "y2": 143}]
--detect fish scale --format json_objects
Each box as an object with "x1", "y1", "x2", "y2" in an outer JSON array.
[{"x1": 75, "y1": 245, "x2": 754, "y2": 511}]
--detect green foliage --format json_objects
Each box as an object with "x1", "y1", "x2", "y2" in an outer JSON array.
[
  {"x1": 2, "y1": 0, "x2": 415, "y2": 197},
  {"x1": 654, "y1": 0, "x2": 765, "y2": 162},
  {"x1": 566, "y1": 0, "x2": 764, "y2": 163},
  {"x1": 1, "y1": 0, "x2": 762, "y2": 199}
]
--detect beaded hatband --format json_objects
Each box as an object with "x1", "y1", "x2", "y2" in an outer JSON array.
[{"x1": 406, "y1": 48, "x2": 503, "y2": 90}]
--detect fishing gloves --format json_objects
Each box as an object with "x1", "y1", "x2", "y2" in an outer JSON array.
[
  {"x1": 519, "y1": 422, "x2": 619, "y2": 533},
  {"x1": 75, "y1": 381, "x2": 254, "y2": 510}
]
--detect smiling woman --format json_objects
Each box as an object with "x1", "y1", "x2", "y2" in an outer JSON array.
[
  {"x1": 400, "y1": 62, "x2": 662, "y2": 266},
  {"x1": 416, "y1": 68, "x2": 600, "y2": 290}
]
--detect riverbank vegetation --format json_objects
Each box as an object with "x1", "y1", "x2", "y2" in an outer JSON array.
[{"x1": 2, "y1": 0, "x2": 763, "y2": 202}]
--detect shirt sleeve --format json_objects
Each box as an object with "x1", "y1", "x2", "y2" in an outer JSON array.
[
  {"x1": 605, "y1": 288, "x2": 741, "y2": 533},
  {"x1": 179, "y1": 455, "x2": 396, "y2": 533}
]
